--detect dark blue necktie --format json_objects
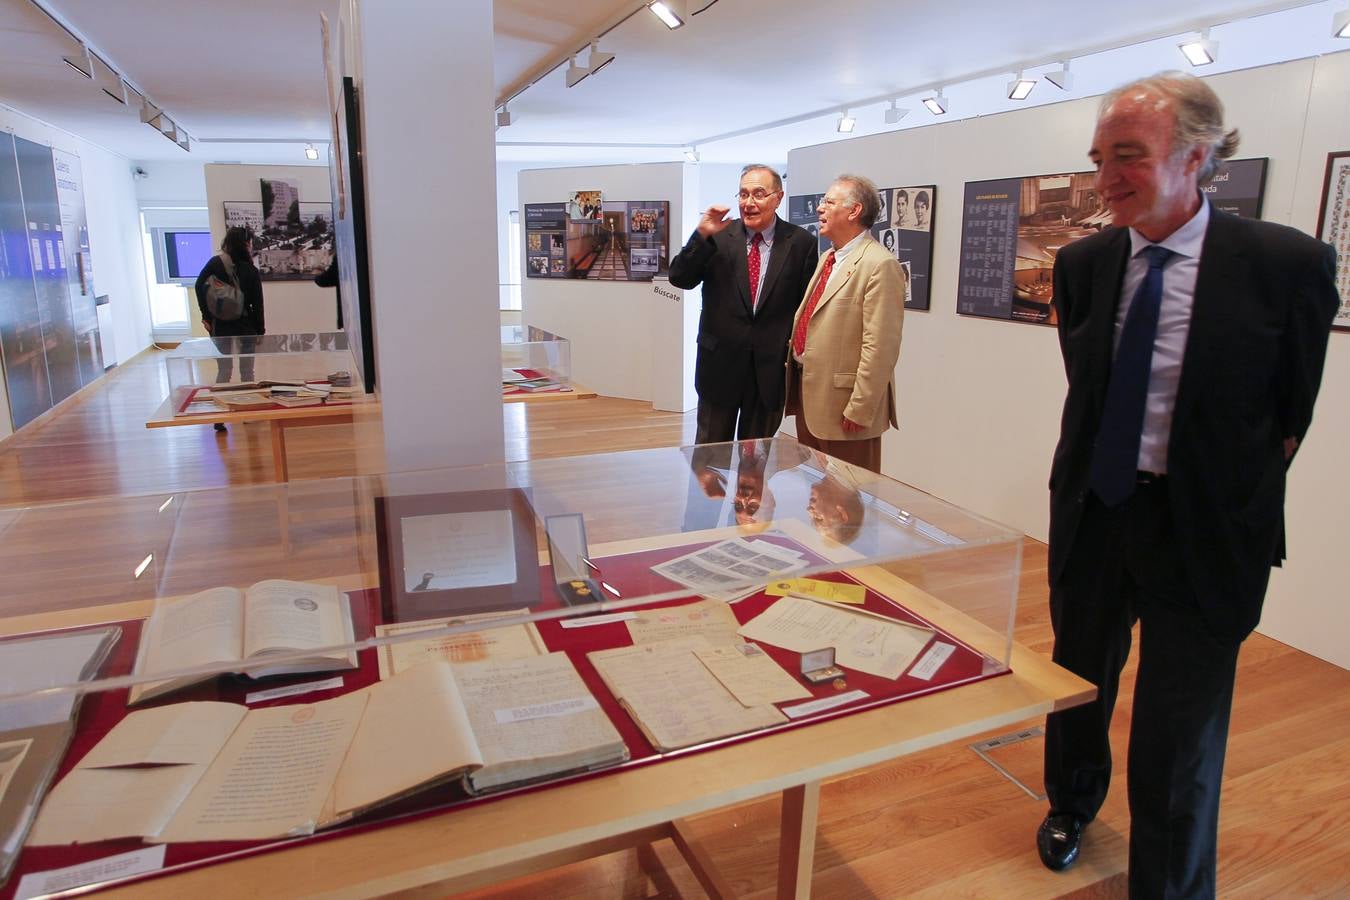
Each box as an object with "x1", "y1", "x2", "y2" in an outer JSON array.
[{"x1": 1089, "y1": 245, "x2": 1174, "y2": 507}]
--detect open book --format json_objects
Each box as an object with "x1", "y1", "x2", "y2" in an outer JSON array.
[
  {"x1": 129, "y1": 580, "x2": 357, "y2": 705},
  {"x1": 29, "y1": 653, "x2": 627, "y2": 844}
]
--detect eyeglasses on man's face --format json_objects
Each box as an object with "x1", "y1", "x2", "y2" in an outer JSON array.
[{"x1": 736, "y1": 188, "x2": 782, "y2": 203}]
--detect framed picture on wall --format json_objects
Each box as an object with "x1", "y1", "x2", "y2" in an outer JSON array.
[{"x1": 1314, "y1": 151, "x2": 1350, "y2": 331}]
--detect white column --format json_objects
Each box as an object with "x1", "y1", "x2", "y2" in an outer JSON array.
[{"x1": 355, "y1": 0, "x2": 503, "y2": 471}]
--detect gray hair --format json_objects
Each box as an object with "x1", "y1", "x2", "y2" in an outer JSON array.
[
  {"x1": 832, "y1": 173, "x2": 881, "y2": 227},
  {"x1": 1100, "y1": 71, "x2": 1240, "y2": 184},
  {"x1": 741, "y1": 164, "x2": 783, "y2": 193}
]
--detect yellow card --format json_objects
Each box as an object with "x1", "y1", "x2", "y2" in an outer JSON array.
[{"x1": 764, "y1": 577, "x2": 866, "y2": 605}]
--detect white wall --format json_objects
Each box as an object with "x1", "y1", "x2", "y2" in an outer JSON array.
[
  {"x1": 0, "y1": 105, "x2": 151, "y2": 413},
  {"x1": 518, "y1": 162, "x2": 696, "y2": 410},
  {"x1": 202, "y1": 163, "x2": 338, "y2": 336},
  {"x1": 788, "y1": 56, "x2": 1350, "y2": 667}
]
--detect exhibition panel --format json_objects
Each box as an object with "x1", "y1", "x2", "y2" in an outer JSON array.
[{"x1": 0, "y1": 437, "x2": 1054, "y2": 895}]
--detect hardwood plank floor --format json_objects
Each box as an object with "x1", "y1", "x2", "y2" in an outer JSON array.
[{"x1": 1, "y1": 349, "x2": 1346, "y2": 897}]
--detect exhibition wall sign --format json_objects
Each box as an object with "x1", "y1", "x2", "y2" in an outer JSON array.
[
  {"x1": 788, "y1": 184, "x2": 936, "y2": 311},
  {"x1": 524, "y1": 200, "x2": 670, "y2": 282},
  {"x1": 956, "y1": 158, "x2": 1268, "y2": 327}
]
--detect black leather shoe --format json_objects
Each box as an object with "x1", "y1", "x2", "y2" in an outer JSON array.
[
  {"x1": 1036, "y1": 813, "x2": 1085, "y2": 871},
  {"x1": 213, "y1": 422, "x2": 227, "y2": 433}
]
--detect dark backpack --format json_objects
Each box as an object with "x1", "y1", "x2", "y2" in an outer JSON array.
[{"x1": 204, "y1": 253, "x2": 245, "y2": 322}]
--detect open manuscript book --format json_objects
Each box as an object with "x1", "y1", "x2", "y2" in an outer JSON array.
[{"x1": 30, "y1": 653, "x2": 627, "y2": 844}]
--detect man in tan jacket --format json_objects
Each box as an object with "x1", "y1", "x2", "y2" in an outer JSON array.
[{"x1": 785, "y1": 174, "x2": 906, "y2": 473}]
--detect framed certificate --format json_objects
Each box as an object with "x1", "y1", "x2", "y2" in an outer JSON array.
[
  {"x1": 1314, "y1": 151, "x2": 1350, "y2": 331},
  {"x1": 375, "y1": 488, "x2": 541, "y2": 623}
]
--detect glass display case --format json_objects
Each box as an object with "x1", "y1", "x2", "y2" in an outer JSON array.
[
  {"x1": 501, "y1": 326, "x2": 572, "y2": 394},
  {"x1": 0, "y1": 437, "x2": 1028, "y2": 893},
  {"x1": 163, "y1": 332, "x2": 360, "y2": 394}
]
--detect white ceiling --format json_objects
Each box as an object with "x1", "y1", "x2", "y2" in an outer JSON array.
[{"x1": 0, "y1": 0, "x2": 1346, "y2": 169}]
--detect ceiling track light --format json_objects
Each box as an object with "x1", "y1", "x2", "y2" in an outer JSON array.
[
  {"x1": 304, "y1": 143, "x2": 320, "y2": 160},
  {"x1": 683, "y1": 146, "x2": 699, "y2": 163},
  {"x1": 836, "y1": 110, "x2": 856, "y2": 133},
  {"x1": 922, "y1": 90, "x2": 947, "y2": 116},
  {"x1": 496, "y1": 105, "x2": 513, "y2": 128},
  {"x1": 1045, "y1": 60, "x2": 1073, "y2": 91},
  {"x1": 587, "y1": 41, "x2": 616, "y2": 75},
  {"x1": 61, "y1": 45, "x2": 93, "y2": 78},
  {"x1": 1179, "y1": 28, "x2": 1218, "y2": 66},
  {"x1": 884, "y1": 100, "x2": 908, "y2": 124},
  {"x1": 1334, "y1": 8, "x2": 1350, "y2": 37},
  {"x1": 648, "y1": 0, "x2": 687, "y2": 29},
  {"x1": 1007, "y1": 71, "x2": 1036, "y2": 101},
  {"x1": 101, "y1": 80, "x2": 127, "y2": 105},
  {"x1": 565, "y1": 55, "x2": 589, "y2": 88}
]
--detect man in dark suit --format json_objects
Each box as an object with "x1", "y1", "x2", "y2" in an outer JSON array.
[
  {"x1": 670, "y1": 164, "x2": 818, "y2": 443},
  {"x1": 1038, "y1": 73, "x2": 1338, "y2": 898}
]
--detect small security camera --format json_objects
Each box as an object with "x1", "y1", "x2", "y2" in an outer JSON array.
[{"x1": 132, "y1": 166, "x2": 148, "y2": 180}]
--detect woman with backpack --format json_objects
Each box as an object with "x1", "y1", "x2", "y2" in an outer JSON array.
[{"x1": 194, "y1": 226, "x2": 266, "y2": 431}]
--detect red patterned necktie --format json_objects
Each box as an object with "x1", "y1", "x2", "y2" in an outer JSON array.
[
  {"x1": 748, "y1": 232, "x2": 763, "y2": 310},
  {"x1": 791, "y1": 250, "x2": 836, "y2": 356}
]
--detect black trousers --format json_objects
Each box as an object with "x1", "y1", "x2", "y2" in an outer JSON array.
[
  {"x1": 694, "y1": 373, "x2": 781, "y2": 445},
  {"x1": 1044, "y1": 478, "x2": 1241, "y2": 900}
]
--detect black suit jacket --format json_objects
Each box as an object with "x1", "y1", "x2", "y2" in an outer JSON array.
[
  {"x1": 669, "y1": 217, "x2": 818, "y2": 411},
  {"x1": 1048, "y1": 207, "x2": 1338, "y2": 642}
]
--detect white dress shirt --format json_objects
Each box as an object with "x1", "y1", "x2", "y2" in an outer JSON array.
[{"x1": 1116, "y1": 199, "x2": 1211, "y2": 474}]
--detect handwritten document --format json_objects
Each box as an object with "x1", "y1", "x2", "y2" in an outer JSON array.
[
  {"x1": 157, "y1": 692, "x2": 367, "y2": 842},
  {"x1": 626, "y1": 599, "x2": 742, "y2": 647},
  {"x1": 375, "y1": 609, "x2": 546, "y2": 678},
  {"x1": 737, "y1": 596, "x2": 935, "y2": 680},
  {"x1": 589, "y1": 638, "x2": 785, "y2": 751},
  {"x1": 400, "y1": 510, "x2": 517, "y2": 592},
  {"x1": 693, "y1": 643, "x2": 812, "y2": 706}
]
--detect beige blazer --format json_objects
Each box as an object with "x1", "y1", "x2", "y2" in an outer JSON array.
[{"x1": 787, "y1": 235, "x2": 905, "y2": 441}]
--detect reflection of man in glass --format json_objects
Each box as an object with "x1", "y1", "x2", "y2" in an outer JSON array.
[
  {"x1": 809, "y1": 471, "x2": 864, "y2": 544},
  {"x1": 914, "y1": 191, "x2": 931, "y2": 230},
  {"x1": 892, "y1": 190, "x2": 910, "y2": 229},
  {"x1": 684, "y1": 439, "x2": 777, "y2": 532}
]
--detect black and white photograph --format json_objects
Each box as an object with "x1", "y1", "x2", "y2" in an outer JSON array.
[
  {"x1": 630, "y1": 247, "x2": 660, "y2": 273},
  {"x1": 225, "y1": 199, "x2": 334, "y2": 281},
  {"x1": 527, "y1": 255, "x2": 549, "y2": 275},
  {"x1": 876, "y1": 190, "x2": 889, "y2": 227}
]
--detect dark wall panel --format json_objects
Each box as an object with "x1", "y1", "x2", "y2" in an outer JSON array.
[
  {"x1": 0, "y1": 134, "x2": 50, "y2": 431},
  {"x1": 15, "y1": 136, "x2": 79, "y2": 406}
]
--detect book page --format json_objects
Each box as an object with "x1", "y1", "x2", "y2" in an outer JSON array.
[
  {"x1": 77, "y1": 703, "x2": 246, "y2": 768},
  {"x1": 138, "y1": 587, "x2": 245, "y2": 678},
  {"x1": 242, "y1": 580, "x2": 351, "y2": 658},
  {"x1": 626, "y1": 599, "x2": 743, "y2": 647},
  {"x1": 28, "y1": 765, "x2": 208, "y2": 845},
  {"x1": 157, "y1": 692, "x2": 367, "y2": 843},
  {"x1": 737, "y1": 596, "x2": 935, "y2": 680},
  {"x1": 453, "y1": 652, "x2": 626, "y2": 792},
  {"x1": 331, "y1": 661, "x2": 481, "y2": 816},
  {"x1": 589, "y1": 638, "x2": 786, "y2": 751},
  {"x1": 0, "y1": 629, "x2": 118, "y2": 730},
  {"x1": 374, "y1": 609, "x2": 545, "y2": 679},
  {"x1": 693, "y1": 643, "x2": 813, "y2": 706},
  {"x1": 400, "y1": 509, "x2": 517, "y2": 592}
]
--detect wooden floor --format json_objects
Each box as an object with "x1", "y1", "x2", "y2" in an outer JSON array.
[{"x1": 1, "y1": 350, "x2": 1346, "y2": 898}]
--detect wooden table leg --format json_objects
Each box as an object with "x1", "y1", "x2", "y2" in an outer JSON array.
[
  {"x1": 777, "y1": 781, "x2": 821, "y2": 900},
  {"x1": 670, "y1": 818, "x2": 735, "y2": 899},
  {"x1": 270, "y1": 421, "x2": 289, "y2": 482}
]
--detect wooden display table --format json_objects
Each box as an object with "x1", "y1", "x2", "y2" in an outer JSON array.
[
  {"x1": 29, "y1": 565, "x2": 1089, "y2": 899},
  {"x1": 145, "y1": 390, "x2": 366, "y2": 482}
]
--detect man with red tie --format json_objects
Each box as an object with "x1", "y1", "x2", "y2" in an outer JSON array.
[
  {"x1": 670, "y1": 165, "x2": 818, "y2": 443},
  {"x1": 786, "y1": 174, "x2": 906, "y2": 473}
]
